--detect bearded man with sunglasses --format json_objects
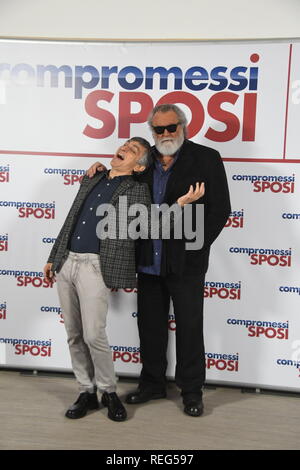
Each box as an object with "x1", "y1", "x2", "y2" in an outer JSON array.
[{"x1": 87, "y1": 104, "x2": 231, "y2": 417}]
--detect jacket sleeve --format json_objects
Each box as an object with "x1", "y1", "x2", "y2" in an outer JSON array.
[
  {"x1": 47, "y1": 174, "x2": 90, "y2": 263},
  {"x1": 202, "y1": 151, "x2": 231, "y2": 250},
  {"x1": 47, "y1": 201, "x2": 75, "y2": 263}
]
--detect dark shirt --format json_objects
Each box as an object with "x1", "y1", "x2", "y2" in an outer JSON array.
[
  {"x1": 138, "y1": 150, "x2": 180, "y2": 275},
  {"x1": 69, "y1": 172, "x2": 128, "y2": 253}
]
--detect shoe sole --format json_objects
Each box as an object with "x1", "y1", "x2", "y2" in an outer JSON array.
[
  {"x1": 65, "y1": 403, "x2": 99, "y2": 419},
  {"x1": 125, "y1": 393, "x2": 167, "y2": 405},
  {"x1": 183, "y1": 407, "x2": 204, "y2": 417},
  {"x1": 107, "y1": 411, "x2": 127, "y2": 422}
]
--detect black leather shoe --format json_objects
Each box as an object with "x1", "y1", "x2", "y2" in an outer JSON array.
[
  {"x1": 183, "y1": 399, "x2": 204, "y2": 417},
  {"x1": 65, "y1": 392, "x2": 99, "y2": 419},
  {"x1": 125, "y1": 389, "x2": 167, "y2": 405},
  {"x1": 101, "y1": 392, "x2": 127, "y2": 422}
]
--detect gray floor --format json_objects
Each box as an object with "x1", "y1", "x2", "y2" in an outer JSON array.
[{"x1": 0, "y1": 369, "x2": 299, "y2": 450}]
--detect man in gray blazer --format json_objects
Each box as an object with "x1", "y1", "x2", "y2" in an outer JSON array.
[
  {"x1": 43, "y1": 137, "x2": 153, "y2": 422},
  {"x1": 44, "y1": 136, "x2": 203, "y2": 422}
]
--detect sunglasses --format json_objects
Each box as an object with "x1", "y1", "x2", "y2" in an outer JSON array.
[{"x1": 152, "y1": 122, "x2": 181, "y2": 134}]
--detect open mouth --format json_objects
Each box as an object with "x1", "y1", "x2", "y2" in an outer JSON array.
[{"x1": 116, "y1": 153, "x2": 125, "y2": 160}]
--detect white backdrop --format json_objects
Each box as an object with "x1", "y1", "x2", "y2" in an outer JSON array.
[{"x1": 1, "y1": 39, "x2": 300, "y2": 392}]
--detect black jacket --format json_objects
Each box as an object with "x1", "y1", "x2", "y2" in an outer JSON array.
[{"x1": 137, "y1": 139, "x2": 231, "y2": 276}]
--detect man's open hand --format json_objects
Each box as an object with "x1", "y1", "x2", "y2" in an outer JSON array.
[{"x1": 177, "y1": 182, "x2": 205, "y2": 207}]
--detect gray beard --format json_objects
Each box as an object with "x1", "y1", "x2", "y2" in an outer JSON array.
[{"x1": 155, "y1": 134, "x2": 184, "y2": 156}]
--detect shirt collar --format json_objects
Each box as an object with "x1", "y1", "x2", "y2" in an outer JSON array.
[{"x1": 105, "y1": 170, "x2": 133, "y2": 181}]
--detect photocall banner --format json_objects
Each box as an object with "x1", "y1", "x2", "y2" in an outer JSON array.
[{"x1": 0, "y1": 39, "x2": 300, "y2": 392}]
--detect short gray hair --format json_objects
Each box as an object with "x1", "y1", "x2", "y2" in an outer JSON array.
[
  {"x1": 128, "y1": 137, "x2": 152, "y2": 168},
  {"x1": 147, "y1": 104, "x2": 188, "y2": 138}
]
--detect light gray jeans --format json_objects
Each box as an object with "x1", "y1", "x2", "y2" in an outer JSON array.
[{"x1": 56, "y1": 251, "x2": 117, "y2": 394}]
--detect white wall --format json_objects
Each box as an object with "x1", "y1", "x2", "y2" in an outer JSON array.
[{"x1": 0, "y1": 0, "x2": 299, "y2": 40}]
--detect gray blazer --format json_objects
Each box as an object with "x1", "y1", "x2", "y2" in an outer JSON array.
[{"x1": 48, "y1": 172, "x2": 152, "y2": 288}]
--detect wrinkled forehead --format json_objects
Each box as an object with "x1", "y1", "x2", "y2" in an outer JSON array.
[
  {"x1": 152, "y1": 110, "x2": 179, "y2": 125},
  {"x1": 127, "y1": 139, "x2": 145, "y2": 155}
]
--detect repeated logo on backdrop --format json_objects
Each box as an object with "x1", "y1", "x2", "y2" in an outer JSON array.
[
  {"x1": 0, "y1": 200, "x2": 56, "y2": 219},
  {"x1": 227, "y1": 319, "x2": 289, "y2": 340},
  {"x1": 0, "y1": 269, "x2": 55, "y2": 288},
  {"x1": 0, "y1": 165, "x2": 9, "y2": 182},
  {"x1": 279, "y1": 285, "x2": 300, "y2": 296},
  {"x1": 40, "y1": 305, "x2": 63, "y2": 324},
  {"x1": 229, "y1": 247, "x2": 292, "y2": 267},
  {"x1": 0, "y1": 234, "x2": 8, "y2": 251},
  {"x1": 204, "y1": 281, "x2": 241, "y2": 300},
  {"x1": 0, "y1": 302, "x2": 7, "y2": 320},
  {"x1": 225, "y1": 210, "x2": 244, "y2": 228},
  {"x1": 44, "y1": 167, "x2": 85, "y2": 185},
  {"x1": 0, "y1": 337, "x2": 52, "y2": 358},
  {"x1": 282, "y1": 212, "x2": 300, "y2": 220},
  {"x1": 0, "y1": 40, "x2": 300, "y2": 391},
  {"x1": 277, "y1": 358, "x2": 300, "y2": 378},
  {"x1": 232, "y1": 174, "x2": 296, "y2": 193},
  {"x1": 110, "y1": 345, "x2": 141, "y2": 364},
  {"x1": 205, "y1": 352, "x2": 239, "y2": 372}
]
